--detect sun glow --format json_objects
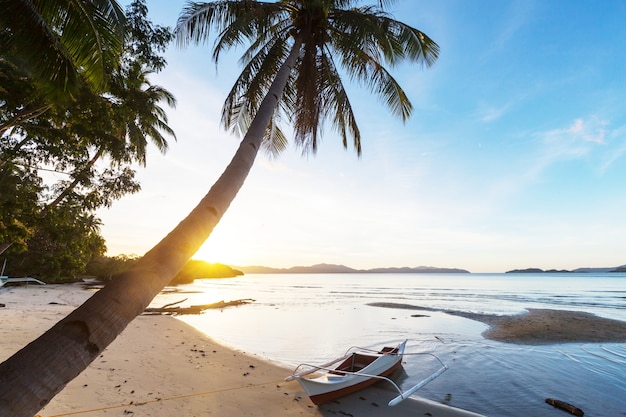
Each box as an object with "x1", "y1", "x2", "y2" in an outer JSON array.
[{"x1": 192, "y1": 224, "x2": 245, "y2": 266}]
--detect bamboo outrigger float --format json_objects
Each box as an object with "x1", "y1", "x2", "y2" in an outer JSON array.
[{"x1": 0, "y1": 260, "x2": 46, "y2": 287}]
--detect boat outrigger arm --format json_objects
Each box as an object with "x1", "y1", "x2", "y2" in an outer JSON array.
[{"x1": 285, "y1": 353, "x2": 448, "y2": 407}]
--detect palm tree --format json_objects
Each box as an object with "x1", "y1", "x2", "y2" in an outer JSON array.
[
  {"x1": 0, "y1": 60, "x2": 176, "y2": 255},
  {"x1": 109, "y1": 64, "x2": 176, "y2": 166},
  {"x1": 45, "y1": 64, "x2": 177, "y2": 209},
  {"x1": 0, "y1": 1, "x2": 438, "y2": 415},
  {"x1": 1, "y1": 0, "x2": 174, "y2": 257},
  {"x1": 0, "y1": 0, "x2": 126, "y2": 101}
]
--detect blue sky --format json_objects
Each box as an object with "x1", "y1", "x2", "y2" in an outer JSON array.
[{"x1": 98, "y1": 0, "x2": 626, "y2": 273}]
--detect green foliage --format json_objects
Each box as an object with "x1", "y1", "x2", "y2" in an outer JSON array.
[
  {"x1": 176, "y1": 0, "x2": 439, "y2": 157},
  {"x1": 5, "y1": 205, "x2": 106, "y2": 281},
  {"x1": 84, "y1": 257, "x2": 242, "y2": 285},
  {"x1": 0, "y1": 0, "x2": 126, "y2": 101},
  {"x1": 0, "y1": 162, "x2": 41, "y2": 253},
  {"x1": 85, "y1": 254, "x2": 140, "y2": 281},
  {"x1": 124, "y1": 0, "x2": 173, "y2": 73},
  {"x1": 0, "y1": 1, "x2": 175, "y2": 280},
  {"x1": 170, "y1": 260, "x2": 244, "y2": 285}
]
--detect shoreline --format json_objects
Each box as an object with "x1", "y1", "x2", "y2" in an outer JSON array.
[
  {"x1": 450, "y1": 308, "x2": 626, "y2": 344},
  {"x1": 368, "y1": 302, "x2": 626, "y2": 344},
  {"x1": 1, "y1": 284, "x2": 484, "y2": 417}
]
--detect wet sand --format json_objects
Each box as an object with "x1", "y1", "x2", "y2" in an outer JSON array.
[{"x1": 368, "y1": 302, "x2": 626, "y2": 344}]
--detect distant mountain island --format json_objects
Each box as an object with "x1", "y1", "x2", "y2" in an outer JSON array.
[
  {"x1": 234, "y1": 263, "x2": 470, "y2": 274},
  {"x1": 506, "y1": 266, "x2": 626, "y2": 273},
  {"x1": 232, "y1": 263, "x2": 626, "y2": 275}
]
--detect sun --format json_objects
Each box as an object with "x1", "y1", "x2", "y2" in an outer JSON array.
[{"x1": 192, "y1": 225, "x2": 244, "y2": 266}]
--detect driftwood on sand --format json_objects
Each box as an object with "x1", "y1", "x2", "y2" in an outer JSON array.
[{"x1": 143, "y1": 298, "x2": 255, "y2": 315}]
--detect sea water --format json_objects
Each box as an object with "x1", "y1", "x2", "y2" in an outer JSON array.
[{"x1": 150, "y1": 273, "x2": 626, "y2": 417}]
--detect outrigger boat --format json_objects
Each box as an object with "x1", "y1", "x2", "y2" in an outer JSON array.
[
  {"x1": 0, "y1": 259, "x2": 45, "y2": 287},
  {"x1": 285, "y1": 339, "x2": 447, "y2": 406}
]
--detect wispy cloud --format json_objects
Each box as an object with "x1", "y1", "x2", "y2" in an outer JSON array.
[
  {"x1": 478, "y1": 117, "x2": 610, "y2": 201},
  {"x1": 599, "y1": 124, "x2": 626, "y2": 174},
  {"x1": 477, "y1": 101, "x2": 513, "y2": 122},
  {"x1": 536, "y1": 116, "x2": 607, "y2": 161},
  {"x1": 566, "y1": 118, "x2": 607, "y2": 144}
]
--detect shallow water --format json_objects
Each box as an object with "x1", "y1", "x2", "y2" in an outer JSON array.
[{"x1": 150, "y1": 273, "x2": 626, "y2": 417}]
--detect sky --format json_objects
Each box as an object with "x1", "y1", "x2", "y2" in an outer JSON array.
[{"x1": 98, "y1": 0, "x2": 626, "y2": 273}]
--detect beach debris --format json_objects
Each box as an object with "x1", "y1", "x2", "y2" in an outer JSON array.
[
  {"x1": 143, "y1": 298, "x2": 255, "y2": 315},
  {"x1": 162, "y1": 298, "x2": 188, "y2": 308},
  {"x1": 545, "y1": 398, "x2": 584, "y2": 416}
]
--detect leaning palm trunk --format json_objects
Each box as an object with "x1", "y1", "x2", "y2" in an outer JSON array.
[{"x1": 0, "y1": 38, "x2": 302, "y2": 417}]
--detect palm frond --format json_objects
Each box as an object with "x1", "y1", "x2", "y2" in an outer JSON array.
[
  {"x1": 319, "y1": 49, "x2": 361, "y2": 155},
  {"x1": 328, "y1": 6, "x2": 441, "y2": 122},
  {"x1": 237, "y1": 17, "x2": 292, "y2": 67},
  {"x1": 176, "y1": 1, "x2": 282, "y2": 51},
  {"x1": 107, "y1": 64, "x2": 176, "y2": 163},
  {"x1": 221, "y1": 36, "x2": 290, "y2": 132},
  {"x1": 331, "y1": 7, "x2": 438, "y2": 68},
  {"x1": 376, "y1": 15, "x2": 439, "y2": 66},
  {"x1": 212, "y1": 2, "x2": 285, "y2": 63},
  {"x1": 1, "y1": 0, "x2": 77, "y2": 99},
  {"x1": 261, "y1": 117, "x2": 288, "y2": 159},
  {"x1": 330, "y1": 41, "x2": 411, "y2": 121},
  {"x1": 176, "y1": 0, "x2": 438, "y2": 158},
  {"x1": 291, "y1": 41, "x2": 324, "y2": 154},
  {"x1": 1, "y1": 0, "x2": 126, "y2": 100},
  {"x1": 56, "y1": 0, "x2": 126, "y2": 87}
]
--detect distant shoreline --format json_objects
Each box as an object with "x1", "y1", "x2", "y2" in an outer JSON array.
[
  {"x1": 505, "y1": 267, "x2": 626, "y2": 274},
  {"x1": 234, "y1": 263, "x2": 626, "y2": 275},
  {"x1": 236, "y1": 263, "x2": 470, "y2": 274},
  {"x1": 368, "y1": 302, "x2": 626, "y2": 345}
]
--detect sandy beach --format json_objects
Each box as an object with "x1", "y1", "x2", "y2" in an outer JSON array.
[
  {"x1": 3, "y1": 284, "x2": 625, "y2": 416},
  {"x1": 451, "y1": 308, "x2": 626, "y2": 344},
  {"x1": 368, "y1": 302, "x2": 626, "y2": 344},
  {"x1": 1, "y1": 284, "x2": 484, "y2": 417}
]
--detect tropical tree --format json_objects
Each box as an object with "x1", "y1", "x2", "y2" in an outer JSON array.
[
  {"x1": 42, "y1": 63, "x2": 176, "y2": 210},
  {"x1": 0, "y1": 0, "x2": 126, "y2": 102},
  {"x1": 0, "y1": 159, "x2": 41, "y2": 254},
  {"x1": 0, "y1": 0, "x2": 175, "y2": 262},
  {"x1": 0, "y1": 0, "x2": 127, "y2": 256},
  {"x1": 0, "y1": 1, "x2": 438, "y2": 415},
  {"x1": 8, "y1": 205, "x2": 107, "y2": 280}
]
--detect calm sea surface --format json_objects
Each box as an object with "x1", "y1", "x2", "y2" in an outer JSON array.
[{"x1": 150, "y1": 273, "x2": 626, "y2": 417}]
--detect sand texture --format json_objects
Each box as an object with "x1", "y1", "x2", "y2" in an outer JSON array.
[
  {"x1": 452, "y1": 308, "x2": 626, "y2": 344},
  {"x1": 368, "y1": 302, "x2": 626, "y2": 344}
]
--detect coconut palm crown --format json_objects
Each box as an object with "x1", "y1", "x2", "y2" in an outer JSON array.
[{"x1": 176, "y1": 0, "x2": 439, "y2": 156}]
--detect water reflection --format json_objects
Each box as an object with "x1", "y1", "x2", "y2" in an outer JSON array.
[{"x1": 148, "y1": 273, "x2": 626, "y2": 417}]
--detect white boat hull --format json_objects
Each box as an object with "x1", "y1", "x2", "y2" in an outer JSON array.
[{"x1": 292, "y1": 340, "x2": 406, "y2": 405}]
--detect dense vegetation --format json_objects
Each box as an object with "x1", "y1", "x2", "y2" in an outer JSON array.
[
  {"x1": 86, "y1": 256, "x2": 243, "y2": 284},
  {"x1": 0, "y1": 1, "x2": 174, "y2": 281},
  {"x1": 169, "y1": 260, "x2": 243, "y2": 284}
]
